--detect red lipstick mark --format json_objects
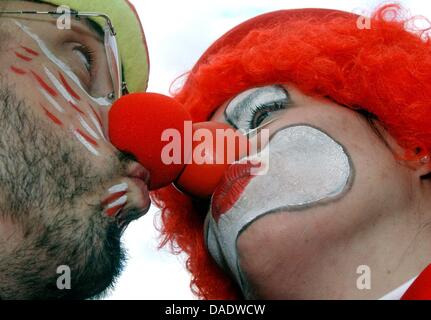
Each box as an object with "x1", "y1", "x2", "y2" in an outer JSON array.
[
  {"x1": 10, "y1": 66, "x2": 26, "y2": 75},
  {"x1": 20, "y1": 46, "x2": 39, "y2": 56},
  {"x1": 31, "y1": 70, "x2": 58, "y2": 97},
  {"x1": 69, "y1": 101, "x2": 85, "y2": 115},
  {"x1": 14, "y1": 51, "x2": 33, "y2": 62},
  {"x1": 59, "y1": 72, "x2": 81, "y2": 101},
  {"x1": 41, "y1": 104, "x2": 63, "y2": 126},
  {"x1": 76, "y1": 128, "x2": 98, "y2": 147},
  {"x1": 211, "y1": 161, "x2": 261, "y2": 222},
  {"x1": 88, "y1": 103, "x2": 103, "y2": 128}
]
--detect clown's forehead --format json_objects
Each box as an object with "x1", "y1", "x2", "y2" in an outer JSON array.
[{"x1": 180, "y1": 8, "x2": 358, "y2": 120}]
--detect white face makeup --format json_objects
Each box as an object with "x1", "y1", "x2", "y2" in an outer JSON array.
[{"x1": 205, "y1": 124, "x2": 354, "y2": 297}]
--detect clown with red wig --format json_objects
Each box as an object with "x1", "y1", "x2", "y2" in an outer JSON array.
[{"x1": 151, "y1": 4, "x2": 431, "y2": 300}]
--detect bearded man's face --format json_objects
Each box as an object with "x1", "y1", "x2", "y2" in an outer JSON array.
[{"x1": 0, "y1": 1, "x2": 150, "y2": 299}]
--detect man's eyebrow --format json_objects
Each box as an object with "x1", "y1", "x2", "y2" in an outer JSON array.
[{"x1": 78, "y1": 16, "x2": 104, "y2": 41}]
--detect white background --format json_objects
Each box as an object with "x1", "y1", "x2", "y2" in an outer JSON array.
[{"x1": 105, "y1": 0, "x2": 430, "y2": 299}]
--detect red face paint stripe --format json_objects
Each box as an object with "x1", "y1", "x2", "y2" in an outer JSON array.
[
  {"x1": 69, "y1": 101, "x2": 85, "y2": 115},
  {"x1": 14, "y1": 51, "x2": 32, "y2": 62},
  {"x1": 10, "y1": 66, "x2": 26, "y2": 75},
  {"x1": 89, "y1": 104, "x2": 103, "y2": 127},
  {"x1": 101, "y1": 191, "x2": 127, "y2": 207},
  {"x1": 59, "y1": 72, "x2": 81, "y2": 101},
  {"x1": 20, "y1": 46, "x2": 39, "y2": 56},
  {"x1": 31, "y1": 70, "x2": 58, "y2": 97},
  {"x1": 76, "y1": 128, "x2": 99, "y2": 147},
  {"x1": 105, "y1": 204, "x2": 124, "y2": 217},
  {"x1": 41, "y1": 104, "x2": 63, "y2": 126}
]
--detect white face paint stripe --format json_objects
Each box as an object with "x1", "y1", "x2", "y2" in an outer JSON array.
[
  {"x1": 39, "y1": 88, "x2": 65, "y2": 113},
  {"x1": 107, "y1": 195, "x2": 128, "y2": 209},
  {"x1": 108, "y1": 182, "x2": 129, "y2": 194},
  {"x1": 14, "y1": 20, "x2": 111, "y2": 107},
  {"x1": 78, "y1": 115, "x2": 100, "y2": 141},
  {"x1": 44, "y1": 65, "x2": 107, "y2": 141},
  {"x1": 43, "y1": 66, "x2": 77, "y2": 104},
  {"x1": 88, "y1": 112, "x2": 106, "y2": 140},
  {"x1": 73, "y1": 130, "x2": 100, "y2": 156}
]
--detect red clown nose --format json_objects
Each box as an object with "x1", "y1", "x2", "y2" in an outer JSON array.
[
  {"x1": 108, "y1": 93, "x2": 248, "y2": 196},
  {"x1": 175, "y1": 121, "x2": 249, "y2": 198}
]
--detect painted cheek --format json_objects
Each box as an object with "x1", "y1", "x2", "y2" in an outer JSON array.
[
  {"x1": 10, "y1": 45, "x2": 41, "y2": 75},
  {"x1": 69, "y1": 101, "x2": 85, "y2": 115},
  {"x1": 14, "y1": 20, "x2": 111, "y2": 107},
  {"x1": 9, "y1": 24, "x2": 110, "y2": 157},
  {"x1": 206, "y1": 125, "x2": 354, "y2": 295},
  {"x1": 88, "y1": 103, "x2": 103, "y2": 128},
  {"x1": 14, "y1": 51, "x2": 33, "y2": 62},
  {"x1": 21, "y1": 45, "x2": 39, "y2": 57},
  {"x1": 40, "y1": 103, "x2": 63, "y2": 126},
  {"x1": 10, "y1": 55, "x2": 105, "y2": 156},
  {"x1": 31, "y1": 70, "x2": 58, "y2": 97},
  {"x1": 58, "y1": 72, "x2": 81, "y2": 101},
  {"x1": 75, "y1": 128, "x2": 98, "y2": 147},
  {"x1": 101, "y1": 182, "x2": 129, "y2": 217},
  {"x1": 10, "y1": 66, "x2": 26, "y2": 75},
  {"x1": 213, "y1": 125, "x2": 353, "y2": 222}
]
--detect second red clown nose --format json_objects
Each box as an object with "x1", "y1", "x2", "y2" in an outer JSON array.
[{"x1": 108, "y1": 92, "x2": 249, "y2": 197}]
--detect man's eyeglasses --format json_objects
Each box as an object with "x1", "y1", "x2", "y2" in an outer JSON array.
[{"x1": 0, "y1": 9, "x2": 127, "y2": 103}]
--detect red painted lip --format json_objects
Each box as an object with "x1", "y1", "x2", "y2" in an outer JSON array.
[{"x1": 211, "y1": 161, "x2": 261, "y2": 222}]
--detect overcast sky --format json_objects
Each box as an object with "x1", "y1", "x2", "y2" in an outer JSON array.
[{"x1": 105, "y1": 0, "x2": 431, "y2": 300}]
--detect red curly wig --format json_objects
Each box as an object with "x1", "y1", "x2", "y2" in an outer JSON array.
[{"x1": 152, "y1": 4, "x2": 431, "y2": 299}]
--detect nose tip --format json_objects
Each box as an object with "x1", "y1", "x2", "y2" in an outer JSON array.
[{"x1": 174, "y1": 121, "x2": 250, "y2": 198}]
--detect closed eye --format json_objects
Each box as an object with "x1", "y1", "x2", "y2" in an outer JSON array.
[{"x1": 73, "y1": 44, "x2": 95, "y2": 75}]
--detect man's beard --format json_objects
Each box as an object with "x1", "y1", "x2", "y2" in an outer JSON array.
[{"x1": 0, "y1": 82, "x2": 129, "y2": 299}]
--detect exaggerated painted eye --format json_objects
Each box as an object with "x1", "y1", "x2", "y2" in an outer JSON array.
[{"x1": 224, "y1": 85, "x2": 290, "y2": 132}]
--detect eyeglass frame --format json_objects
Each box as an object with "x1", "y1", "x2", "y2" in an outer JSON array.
[{"x1": 0, "y1": 9, "x2": 128, "y2": 102}]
